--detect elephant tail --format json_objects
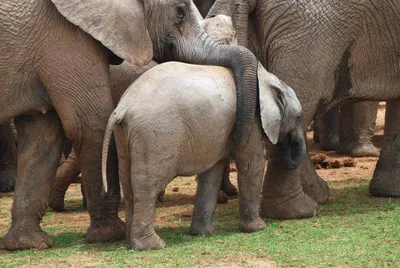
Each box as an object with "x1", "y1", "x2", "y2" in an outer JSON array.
[{"x1": 102, "y1": 108, "x2": 126, "y2": 193}]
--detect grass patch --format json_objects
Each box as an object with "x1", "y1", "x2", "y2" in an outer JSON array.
[{"x1": 0, "y1": 178, "x2": 399, "y2": 267}]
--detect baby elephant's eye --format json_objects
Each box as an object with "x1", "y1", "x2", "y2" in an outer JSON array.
[{"x1": 176, "y1": 3, "x2": 187, "y2": 21}]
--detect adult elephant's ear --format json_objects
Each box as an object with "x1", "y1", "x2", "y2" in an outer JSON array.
[
  {"x1": 258, "y1": 62, "x2": 283, "y2": 145},
  {"x1": 51, "y1": 0, "x2": 153, "y2": 66}
]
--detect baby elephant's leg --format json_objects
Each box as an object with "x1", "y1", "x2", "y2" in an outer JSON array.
[
  {"x1": 234, "y1": 125, "x2": 266, "y2": 233},
  {"x1": 189, "y1": 161, "x2": 225, "y2": 235},
  {"x1": 130, "y1": 169, "x2": 166, "y2": 251}
]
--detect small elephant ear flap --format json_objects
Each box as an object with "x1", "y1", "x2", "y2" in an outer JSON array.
[
  {"x1": 258, "y1": 63, "x2": 283, "y2": 145},
  {"x1": 52, "y1": 0, "x2": 153, "y2": 66}
]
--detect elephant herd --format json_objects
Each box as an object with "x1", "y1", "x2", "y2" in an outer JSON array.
[{"x1": 0, "y1": 0, "x2": 399, "y2": 252}]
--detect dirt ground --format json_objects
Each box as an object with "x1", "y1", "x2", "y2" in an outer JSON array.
[{"x1": 309, "y1": 102, "x2": 385, "y2": 182}]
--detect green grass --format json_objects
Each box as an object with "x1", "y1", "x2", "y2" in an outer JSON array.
[{"x1": 0, "y1": 178, "x2": 399, "y2": 267}]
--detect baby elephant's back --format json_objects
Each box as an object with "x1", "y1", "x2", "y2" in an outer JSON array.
[{"x1": 124, "y1": 62, "x2": 237, "y2": 175}]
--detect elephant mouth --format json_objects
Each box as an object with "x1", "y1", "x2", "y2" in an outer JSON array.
[{"x1": 278, "y1": 129, "x2": 306, "y2": 170}]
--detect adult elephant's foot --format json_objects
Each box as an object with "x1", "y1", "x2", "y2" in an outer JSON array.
[
  {"x1": 335, "y1": 140, "x2": 354, "y2": 155},
  {"x1": 260, "y1": 191, "x2": 317, "y2": 219},
  {"x1": 261, "y1": 156, "x2": 319, "y2": 219},
  {"x1": 336, "y1": 140, "x2": 379, "y2": 157},
  {"x1": 319, "y1": 132, "x2": 339, "y2": 151},
  {"x1": 369, "y1": 169, "x2": 400, "y2": 197},
  {"x1": 49, "y1": 190, "x2": 66, "y2": 212},
  {"x1": 189, "y1": 222, "x2": 216, "y2": 235},
  {"x1": 4, "y1": 226, "x2": 53, "y2": 250},
  {"x1": 85, "y1": 217, "x2": 126, "y2": 243},
  {"x1": 350, "y1": 141, "x2": 379, "y2": 157},
  {"x1": 369, "y1": 155, "x2": 400, "y2": 197},
  {"x1": 131, "y1": 233, "x2": 166, "y2": 251},
  {"x1": 301, "y1": 155, "x2": 329, "y2": 204},
  {"x1": 239, "y1": 217, "x2": 266, "y2": 233}
]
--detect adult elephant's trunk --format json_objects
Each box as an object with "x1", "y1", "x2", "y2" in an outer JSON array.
[
  {"x1": 207, "y1": 0, "x2": 254, "y2": 48},
  {"x1": 276, "y1": 127, "x2": 306, "y2": 170},
  {"x1": 164, "y1": 29, "x2": 258, "y2": 143}
]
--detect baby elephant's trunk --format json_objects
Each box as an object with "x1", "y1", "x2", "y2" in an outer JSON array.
[
  {"x1": 102, "y1": 109, "x2": 126, "y2": 192},
  {"x1": 278, "y1": 126, "x2": 306, "y2": 170}
]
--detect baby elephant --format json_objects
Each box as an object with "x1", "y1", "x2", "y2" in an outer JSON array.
[{"x1": 102, "y1": 62, "x2": 305, "y2": 251}]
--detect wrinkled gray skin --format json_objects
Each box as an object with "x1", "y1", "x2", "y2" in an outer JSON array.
[
  {"x1": 48, "y1": 61, "x2": 156, "y2": 212},
  {"x1": 102, "y1": 62, "x2": 305, "y2": 250},
  {"x1": 49, "y1": 15, "x2": 239, "y2": 211},
  {"x1": 314, "y1": 101, "x2": 379, "y2": 157},
  {"x1": 0, "y1": 0, "x2": 261, "y2": 250},
  {"x1": 208, "y1": 0, "x2": 400, "y2": 219}
]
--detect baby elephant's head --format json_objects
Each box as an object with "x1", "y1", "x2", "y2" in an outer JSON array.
[
  {"x1": 200, "y1": 15, "x2": 237, "y2": 45},
  {"x1": 258, "y1": 63, "x2": 306, "y2": 170}
]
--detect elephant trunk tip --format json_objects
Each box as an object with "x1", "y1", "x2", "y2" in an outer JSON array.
[{"x1": 279, "y1": 129, "x2": 306, "y2": 170}]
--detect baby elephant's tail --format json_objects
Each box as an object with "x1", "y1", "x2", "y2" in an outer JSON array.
[{"x1": 102, "y1": 108, "x2": 126, "y2": 193}]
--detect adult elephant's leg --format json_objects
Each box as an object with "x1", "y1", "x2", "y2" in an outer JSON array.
[
  {"x1": 0, "y1": 123, "x2": 17, "y2": 192},
  {"x1": 337, "y1": 101, "x2": 379, "y2": 157},
  {"x1": 335, "y1": 102, "x2": 354, "y2": 154},
  {"x1": 49, "y1": 149, "x2": 81, "y2": 211},
  {"x1": 41, "y1": 35, "x2": 124, "y2": 243},
  {"x1": 348, "y1": 102, "x2": 379, "y2": 157},
  {"x1": 316, "y1": 106, "x2": 340, "y2": 151},
  {"x1": 369, "y1": 100, "x2": 400, "y2": 197},
  {"x1": 220, "y1": 158, "x2": 238, "y2": 197},
  {"x1": 301, "y1": 107, "x2": 330, "y2": 204},
  {"x1": 4, "y1": 111, "x2": 64, "y2": 250}
]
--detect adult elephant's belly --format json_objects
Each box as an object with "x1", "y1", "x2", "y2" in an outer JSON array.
[{"x1": 0, "y1": 74, "x2": 53, "y2": 123}]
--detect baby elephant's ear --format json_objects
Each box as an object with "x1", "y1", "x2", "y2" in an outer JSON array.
[
  {"x1": 52, "y1": 0, "x2": 153, "y2": 66},
  {"x1": 258, "y1": 63, "x2": 283, "y2": 145}
]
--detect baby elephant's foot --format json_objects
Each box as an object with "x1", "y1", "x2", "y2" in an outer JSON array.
[
  {"x1": 4, "y1": 226, "x2": 53, "y2": 250},
  {"x1": 131, "y1": 233, "x2": 166, "y2": 251},
  {"x1": 189, "y1": 222, "x2": 216, "y2": 235},
  {"x1": 239, "y1": 217, "x2": 266, "y2": 233}
]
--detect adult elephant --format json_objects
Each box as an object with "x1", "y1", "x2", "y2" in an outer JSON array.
[
  {"x1": 0, "y1": 123, "x2": 17, "y2": 192},
  {"x1": 314, "y1": 101, "x2": 379, "y2": 157},
  {"x1": 208, "y1": 0, "x2": 400, "y2": 219},
  {"x1": 1, "y1": 0, "x2": 260, "y2": 250},
  {"x1": 194, "y1": 0, "x2": 216, "y2": 17}
]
